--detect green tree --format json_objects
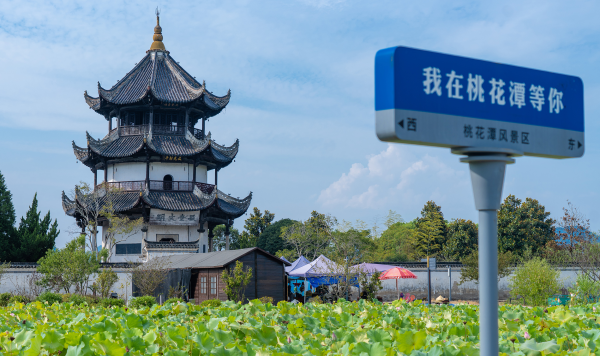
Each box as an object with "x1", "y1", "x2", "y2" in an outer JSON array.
[
  {"x1": 238, "y1": 208, "x2": 275, "y2": 248},
  {"x1": 37, "y1": 235, "x2": 106, "y2": 294},
  {"x1": 0, "y1": 171, "x2": 16, "y2": 261},
  {"x1": 12, "y1": 194, "x2": 59, "y2": 262},
  {"x1": 280, "y1": 211, "x2": 337, "y2": 261},
  {"x1": 498, "y1": 195, "x2": 555, "y2": 258},
  {"x1": 221, "y1": 260, "x2": 253, "y2": 302},
  {"x1": 257, "y1": 218, "x2": 296, "y2": 254},
  {"x1": 374, "y1": 221, "x2": 415, "y2": 262},
  {"x1": 213, "y1": 225, "x2": 241, "y2": 251},
  {"x1": 459, "y1": 249, "x2": 514, "y2": 285},
  {"x1": 443, "y1": 219, "x2": 478, "y2": 261},
  {"x1": 95, "y1": 268, "x2": 119, "y2": 299},
  {"x1": 509, "y1": 257, "x2": 561, "y2": 306},
  {"x1": 412, "y1": 201, "x2": 448, "y2": 259}
]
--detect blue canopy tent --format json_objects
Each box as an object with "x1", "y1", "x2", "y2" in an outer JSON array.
[{"x1": 290, "y1": 255, "x2": 359, "y2": 301}]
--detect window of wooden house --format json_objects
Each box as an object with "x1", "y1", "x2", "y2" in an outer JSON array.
[
  {"x1": 200, "y1": 277, "x2": 207, "y2": 294},
  {"x1": 210, "y1": 276, "x2": 217, "y2": 295}
]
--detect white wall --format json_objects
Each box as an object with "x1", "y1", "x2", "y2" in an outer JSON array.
[
  {"x1": 147, "y1": 225, "x2": 204, "y2": 242},
  {"x1": 0, "y1": 268, "x2": 133, "y2": 299},
  {"x1": 149, "y1": 162, "x2": 190, "y2": 182},
  {"x1": 108, "y1": 162, "x2": 146, "y2": 182},
  {"x1": 107, "y1": 162, "x2": 208, "y2": 183},
  {"x1": 102, "y1": 223, "x2": 209, "y2": 262},
  {"x1": 377, "y1": 267, "x2": 581, "y2": 301}
]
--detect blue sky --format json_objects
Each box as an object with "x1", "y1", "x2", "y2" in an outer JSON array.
[{"x1": 1, "y1": 0, "x2": 599, "y2": 247}]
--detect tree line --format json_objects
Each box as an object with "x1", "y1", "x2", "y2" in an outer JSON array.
[
  {"x1": 0, "y1": 171, "x2": 59, "y2": 262},
  {"x1": 220, "y1": 195, "x2": 596, "y2": 270}
]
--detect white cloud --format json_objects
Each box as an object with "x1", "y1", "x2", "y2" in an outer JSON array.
[{"x1": 318, "y1": 145, "x2": 470, "y2": 216}]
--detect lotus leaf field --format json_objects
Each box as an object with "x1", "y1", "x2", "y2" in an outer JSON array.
[{"x1": 1, "y1": 299, "x2": 600, "y2": 355}]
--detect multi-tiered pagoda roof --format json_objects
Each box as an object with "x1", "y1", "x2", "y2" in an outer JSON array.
[{"x1": 63, "y1": 14, "x2": 252, "y2": 237}]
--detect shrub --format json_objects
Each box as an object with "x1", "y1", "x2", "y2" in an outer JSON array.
[
  {"x1": 200, "y1": 299, "x2": 222, "y2": 308},
  {"x1": 165, "y1": 298, "x2": 184, "y2": 305},
  {"x1": 569, "y1": 273, "x2": 600, "y2": 305},
  {"x1": 9, "y1": 295, "x2": 30, "y2": 304},
  {"x1": 96, "y1": 268, "x2": 119, "y2": 299},
  {"x1": 221, "y1": 261, "x2": 252, "y2": 302},
  {"x1": 37, "y1": 292, "x2": 62, "y2": 305},
  {"x1": 0, "y1": 293, "x2": 11, "y2": 307},
  {"x1": 100, "y1": 298, "x2": 125, "y2": 308},
  {"x1": 68, "y1": 294, "x2": 87, "y2": 305},
  {"x1": 61, "y1": 294, "x2": 71, "y2": 303},
  {"x1": 259, "y1": 296, "x2": 274, "y2": 304},
  {"x1": 86, "y1": 296, "x2": 100, "y2": 305},
  {"x1": 130, "y1": 296, "x2": 157, "y2": 309},
  {"x1": 308, "y1": 296, "x2": 322, "y2": 304},
  {"x1": 509, "y1": 257, "x2": 561, "y2": 306}
]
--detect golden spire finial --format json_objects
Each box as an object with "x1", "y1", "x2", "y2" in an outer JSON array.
[{"x1": 149, "y1": 8, "x2": 166, "y2": 51}]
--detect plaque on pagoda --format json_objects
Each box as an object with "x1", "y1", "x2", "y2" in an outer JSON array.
[{"x1": 149, "y1": 209, "x2": 199, "y2": 226}]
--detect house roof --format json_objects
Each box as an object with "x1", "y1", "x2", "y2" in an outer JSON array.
[
  {"x1": 153, "y1": 247, "x2": 291, "y2": 269},
  {"x1": 84, "y1": 50, "x2": 230, "y2": 116},
  {"x1": 72, "y1": 130, "x2": 238, "y2": 170},
  {"x1": 62, "y1": 185, "x2": 251, "y2": 217}
]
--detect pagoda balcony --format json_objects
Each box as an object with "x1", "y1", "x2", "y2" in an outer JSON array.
[
  {"x1": 117, "y1": 124, "x2": 204, "y2": 139},
  {"x1": 95, "y1": 181, "x2": 215, "y2": 193}
]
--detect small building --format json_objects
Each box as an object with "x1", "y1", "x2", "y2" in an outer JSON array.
[{"x1": 154, "y1": 247, "x2": 291, "y2": 304}]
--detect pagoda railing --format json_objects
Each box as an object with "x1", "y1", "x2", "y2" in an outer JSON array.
[
  {"x1": 153, "y1": 124, "x2": 185, "y2": 135},
  {"x1": 96, "y1": 180, "x2": 215, "y2": 193},
  {"x1": 119, "y1": 125, "x2": 149, "y2": 136},
  {"x1": 192, "y1": 128, "x2": 204, "y2": 140},
  {"x1": 116, "y1": 124, "x2": 205, "y2": 139}
]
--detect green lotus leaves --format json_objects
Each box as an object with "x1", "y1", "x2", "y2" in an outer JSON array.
[{"x1": 0, "y1": 299, "x2": 600, "y2": 354}]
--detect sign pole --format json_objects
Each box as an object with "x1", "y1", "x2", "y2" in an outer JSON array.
[{"x1": 454, "y1": 147, "x2": 518, "y2": 356}]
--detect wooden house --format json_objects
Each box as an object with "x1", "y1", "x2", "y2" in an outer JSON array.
[{"x1": 154, "y1": 247, "x2": 291, "y2": 303}]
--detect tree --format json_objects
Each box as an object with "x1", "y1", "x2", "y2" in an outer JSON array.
[
  {"x1": 0, "y1": 170, "x2": 16, "y2": 261},
  {"x1": 257, "y1": 218, "x2": 296, "y2": 254},
  {"x1": 497, "y1": 195, "x2": 555, "y2": 258},
  {"x1": 101, "y1": 208, "x2": 144, "y2": 261},
  {"x1": 238, "y1": 208, "x2": 275, "y2": 248},
  {"x1": 131, "y1": 257, "x2": 168, "y2": 296},
  {"x1": 412, "y1": 201, "x2": 447, "y2": 259},
  {"x1": 318, "y1": 228, "x2": 373, "y2": 301},
  {"x1": 95, "y1": 268, "x2": 119, "y2": 299},
  {"x1": 359, "y1": 271, "x2": 383, "y2": 300},
  {"x1": 443, "y1": 219, "x2": 478, "y2": 261},
  {"x1": 12, "y1": 194, "x2": 59, "y2": 262},
  {"x1": 509, "y1": 257, "x2": 561, "y2": 306},
  {"x1": 37, "y1": 235, "x2": 105, "y2": 294},
  {"x1": 281, "y1": 211, "x2": 337, "y2": 261},
  {"x1": 221, "y1": 260, "x2": 253, "y2": 302},
  {"x1": 459, "y1": 249, "x2": 514, "y2": 285},
  {"x1": 68, "y1": 182, "x2": 143, "y2": 257},
  {"x1": 213, "y1": 225, "x2": 241, "y2": 251},
  {"x1": 373, "y1": 221, "x2": 415, "y2": 262}
]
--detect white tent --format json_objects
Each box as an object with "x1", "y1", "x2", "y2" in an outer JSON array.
[
  {"x1": 285, "y1": 256, "x2": 310, "y2": 273},
  {"x1": 289, "y1": 255, "x2": 339, "y2": 278}
]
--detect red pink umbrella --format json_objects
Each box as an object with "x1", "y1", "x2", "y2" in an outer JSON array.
[{"x1": 379, "y1": 267, "x2": 417, "y2": 300}]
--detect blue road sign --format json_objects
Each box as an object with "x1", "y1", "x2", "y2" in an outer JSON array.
[{"x1": 375, "y1": 46, "x2": 584, "y2": 158}]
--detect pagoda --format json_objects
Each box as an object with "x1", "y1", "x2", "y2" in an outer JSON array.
[{"x1": 62, "y1": 13, "x2": 252, "y2": 262}]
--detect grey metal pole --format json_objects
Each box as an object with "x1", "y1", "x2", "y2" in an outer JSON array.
[
  {"x1": 448, "y1": 266, "x2": 451, "y2": 304},
  {"x1": 427, "y1": 268, "x2": 431, "y2": 305},
  {"x1": 454, "y1": 147, "x2": 518, "y2": 356}
]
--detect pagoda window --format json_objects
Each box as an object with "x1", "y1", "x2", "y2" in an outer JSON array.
[
  {"x1": 163, "y1": 174, "x2": 173, "y2": 190},
  {"x1": 120, "y1": 111, "x2": 150, "y2": 126},
  {"x1": 154, "y1": 112, "x2": 184, "y2": 128}
]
